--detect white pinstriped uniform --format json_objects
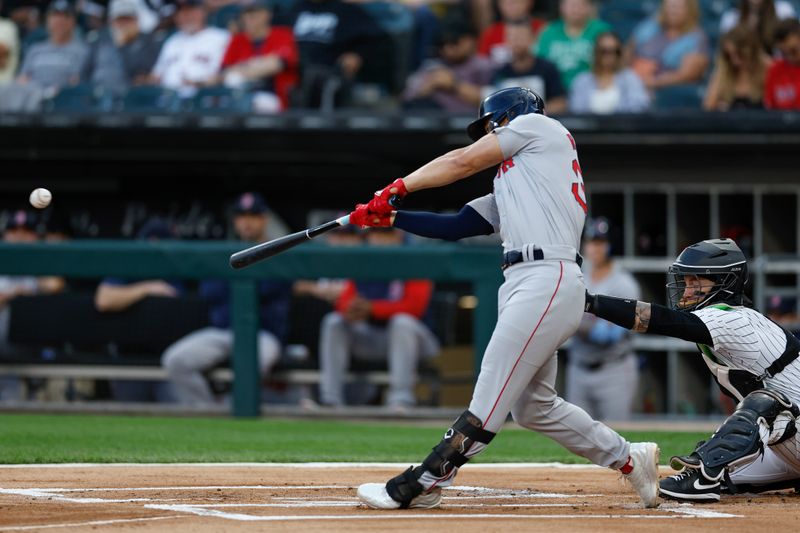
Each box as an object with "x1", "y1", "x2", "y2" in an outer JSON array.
[
  {"x1": 416, "y1": 113, "x2": 632, "y2": 491},
  {"x1": 693, "y1": 305, "x2": 800, "y2": 484}
]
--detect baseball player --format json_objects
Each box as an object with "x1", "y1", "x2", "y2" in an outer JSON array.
[
  {"x1": 584, "y1": 238, "x2": 800, "y2": 502},
  {"x1": 567, "y1": 217, "x2": 641, "y2": 421},
  {"x1": 350, "y1": 87, "x2": 660, "y2": 510}
]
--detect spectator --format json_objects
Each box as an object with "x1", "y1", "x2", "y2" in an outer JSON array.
[
  {"x1": 570, "y1": 31, "x2": 650, "y2": 113},
  {"x1": 161, "y1": 192, "x2": 291, "y2": 406},
  {"x1": 288, "y1": 0, "x2": 382, "y2": 109},
  {"x1": 765, "y1": 18, "x2": 800, "y2": 109},
  {"x1": 628, "y1": 0, "x2": 710, "y2": 109},
  {"x1": 94, "y1": 219, "x2": 180, "y2": 313},
  {"x1": 217, "y1": 0, "x2": 298, "y2": 110},
  {"x1": 84, "y1": 0, "x2": 166, "y2": 94},
  {"x1": 293, "y1": 219, "x2": 362, "y2": 305},
  {"x1": 0, "y1": 210, "x2": 65, "y2": 400},
  {"x1": 150, "y1": 0, "x2": 229, "y2": 97},
  {"x1": 16, "y1": 0, "x2": 88, "y2": 92},
  {"x1": 0, "y1": 1, "x2": 19, "y2": 85},
  {"x1": 317, "y1": 227, "x2": 439, "y2": 410},
  {"x1": 403, "y1": 22, "x2": 494, "y2": 111},
  {"x1": 5, "y1": 0, "x2": 46, "y2": 40},
  {"x1": 478, "y1": 0, "x2": 545, "y2": 65},
  {"x1": 720, "y1": 0, "x2": 797, "y2": 53},
  {"x1": 536, "y1": 0, "x2": 611, "y2": 90},
  {"x1": 704, "y1": 26, "x2": 770, "y2": 111},
  {"x1": 94, "y1": 218, "x2": 179, "y2": 402},
  {"x1": 487, "y1": 19, "x2": 566, "y2": 114},
  {"x1": 566, "y1": 218, "x2": 641, "y2": 421}
]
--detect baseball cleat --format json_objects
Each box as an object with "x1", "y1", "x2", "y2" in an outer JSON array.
[
  {"x1": 659, "y1": 468, "x2": 721, "y2": 502},
  {"x1": 624, "y1": 442, "x2": 660, "y2": 508},
  {"x1": 357, "y1": 483, "x2": 442, "y2": 510}
]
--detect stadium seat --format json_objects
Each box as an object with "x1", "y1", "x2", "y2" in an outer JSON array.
[
  {"x1": 190, "y1": 85, "x2": 253, "y2": 113},
  {"x1": 20, "y1": 26, "x2": 49, "y2": 56},
  {"x1": 43, "y1": 84, "x2": 113, "y2": 113},
  {"x1": 598, "y1": 0, "x2": 660, "y2": 43},
  {"x1": 208, "y1": 3, "x2": 242, "y2": 31},
  {"x1": 700, "y1": 0, "x2": 735, "y2": 51},
  {"x1": 121, "y1": 85, "x2": 183, "y2": 113},
  {"x1": 359, "y1": 1, "x2": 414, "y2": 97},
  {"x1": 654, "y1": 84, "x2": 704, "y2": 110}
]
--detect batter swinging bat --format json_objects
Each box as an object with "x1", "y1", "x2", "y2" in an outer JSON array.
[{"x1": 229, "y1": 214, "x2": 350, "y2": 269}]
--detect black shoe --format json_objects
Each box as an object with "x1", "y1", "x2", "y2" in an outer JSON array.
[{"x1": 659, "y1": 468, "x2": 720, "y2": 502}]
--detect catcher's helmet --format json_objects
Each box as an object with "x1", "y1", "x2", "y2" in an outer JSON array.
[
  {"x1": 666, "y1": 238, "x2": 749, "y2": 312},
  {"x1": 466, "y1": 87, "x2": 545, "y2": 141}
]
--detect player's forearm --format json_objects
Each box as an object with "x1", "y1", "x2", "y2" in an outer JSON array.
[
  {"x1": 402, "y1": 147, "x2": 474, "y2": 192},
  {"x1": 585, "y1": 293, "x2": 713, "y2": 345},
  {"x1": 94, "y1": 284, "x2": 146, "y2": 312},
  {"x1": 404, "y1": 134, "x2": 505, "y2": 192}
]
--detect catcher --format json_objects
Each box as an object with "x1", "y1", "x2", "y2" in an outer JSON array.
[{"x1": 585, "y1": 238, "x2": 800, "y2": 502}]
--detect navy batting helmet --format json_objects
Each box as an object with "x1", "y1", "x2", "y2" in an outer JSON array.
[
  {"x1": 466, "y1": 87, "x2": 545, "y2": 141},
  {"x1": 584, "y1": 217, "x2": 611, "y2": 241},
  {"x1": 666, "y1": 238, "x2": 749, "y2": 311}
]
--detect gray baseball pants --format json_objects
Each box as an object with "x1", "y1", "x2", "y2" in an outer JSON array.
[{"x1": 162, "y1": 327, "x2": 280, "y2": 405}]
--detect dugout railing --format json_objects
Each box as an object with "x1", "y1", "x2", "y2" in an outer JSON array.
[{"x1": 0, "y1": 241, "x2": 503, "y2": 417}]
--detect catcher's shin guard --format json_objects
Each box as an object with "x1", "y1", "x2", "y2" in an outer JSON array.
[
  {"x1": 385, "y1": 410, "x2": 496, "y2": 507},
  {"x1": 671, "y1": 389, "x2": 800, "y2": 481}
]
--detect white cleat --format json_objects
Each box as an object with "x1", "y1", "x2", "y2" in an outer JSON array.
[
  {"x1": 624, "y1": 441, "x2": 660, "y2": 508},
  {"x1": 357, "y1": 483, "x2": 442, "y2": 510}
]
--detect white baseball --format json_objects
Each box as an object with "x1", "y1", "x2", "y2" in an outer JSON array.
[{"x1": 29, "y1": 188, "x2": 52, "y2": 209}]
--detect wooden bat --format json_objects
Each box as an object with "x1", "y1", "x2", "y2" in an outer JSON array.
[{"x1": 229, "y1": 214, "x2": 350, "y2": 269}]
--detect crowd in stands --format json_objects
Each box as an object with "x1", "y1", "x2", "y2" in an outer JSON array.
[{"x1": 0, "y1": 0, "x2": 799, "y2": 113}]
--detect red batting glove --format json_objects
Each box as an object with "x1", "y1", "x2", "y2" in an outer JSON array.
[
  {"x1": 349, "y1": 204, "x2": 392, "y2": 228},
  {"x1": 368, "y1": 178, "x2": 408, "y2": 215}
]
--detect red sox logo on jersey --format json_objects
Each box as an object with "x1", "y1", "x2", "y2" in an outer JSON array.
[{"x1": 495, "y1": 157, "x2": 515, "y2": 178}]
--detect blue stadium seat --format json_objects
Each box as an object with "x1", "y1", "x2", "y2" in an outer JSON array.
[
  {"x1": 121, "y1": 86, "x2": 183, "y2": 112},
  {"x1": 20, "y1": 26, "x2": 49, "y2": 56},
  {"x1": 598, "y1": 0, "x2": 660, "y2": 43},
  {"x1": 359, "y1": 1, "x2": 414, "y2": 95},
  {"x1": 654, "y1": 85, "x2": 704, "y2": 110},
  {"x1": 190, "y1": 86, "x2": 253, "y2": 112},
  {"x1": 208, "y1": 3, "x2": 242, "y2": 31},
  {"x1": 44, "y1": 84, "x2": 113, "y2": 113},
  {"x1": 700, "y1": 0, "x2": 735, "y2": 51}
]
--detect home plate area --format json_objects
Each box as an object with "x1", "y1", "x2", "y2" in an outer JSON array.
[{"x1": 0, "y1": 464, "x2": 796, "y2": 532}]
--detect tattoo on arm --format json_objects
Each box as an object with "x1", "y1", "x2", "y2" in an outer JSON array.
[{"x1": 633, "y1": 301, "x2": 651, "y2": 332}]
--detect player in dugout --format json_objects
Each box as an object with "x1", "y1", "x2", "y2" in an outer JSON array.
[{"x1": 585, "y1": 238, "x2": 800, "y2": 502}]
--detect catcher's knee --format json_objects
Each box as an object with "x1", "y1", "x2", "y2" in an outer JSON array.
[
  {"x1": 690, "y1": 389, "x2": 799, "y2": 480},
  {"x1": 422, "y1": 409, "x2": 496, "y2": 478}
]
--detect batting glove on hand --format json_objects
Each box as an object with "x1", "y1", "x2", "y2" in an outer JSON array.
[
  {"x1": 367, "y1": 178, "x2": 408, "y2": 215},
  {"x1": 350, "y1": 204, "x2": 392, "y2": 228}
]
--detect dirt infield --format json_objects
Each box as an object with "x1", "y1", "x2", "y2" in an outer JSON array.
[{"x1": 1, "y1": 464, "x2": 798, "y2": 532}]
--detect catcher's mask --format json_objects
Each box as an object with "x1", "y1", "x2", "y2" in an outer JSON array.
[
  {"x1": 666, "y1": 238, "x2": 749, "y2": 312},
  {"x1": 466, "y1": 87, "x2": 545, "y2": 141}
]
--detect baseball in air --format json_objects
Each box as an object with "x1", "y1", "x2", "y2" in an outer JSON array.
[{"x1": 29, "y1": 188, "x2": 52, "y2": 209}]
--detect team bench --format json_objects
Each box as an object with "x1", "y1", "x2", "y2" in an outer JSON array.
[{"x1": 0, "y1": 293, "x2": 442, "y2": 404}]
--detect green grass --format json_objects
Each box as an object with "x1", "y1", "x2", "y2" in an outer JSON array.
[{"x1": 0, "y1": 414, "x2": 708, "y2": 464}]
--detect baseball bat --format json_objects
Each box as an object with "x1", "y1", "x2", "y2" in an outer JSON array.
[{"x1": 229, "y1": 214, "x2": 350, "y2": 269}]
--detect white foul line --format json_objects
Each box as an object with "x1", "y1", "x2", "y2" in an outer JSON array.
[
  {"x1": 143, "y1": 506, "x2": 738, "y2": 522},
  {"x1": 0, "y1": 516, "x2": 181, "y2": 531}
]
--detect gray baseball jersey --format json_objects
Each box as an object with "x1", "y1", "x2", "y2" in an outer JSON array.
[
  {"x1": 467, "y1": 113, "x2": 588, "y2": 253},
  {"x1": 417, "y1": 114, "x2": 632, "y2": 492}
]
